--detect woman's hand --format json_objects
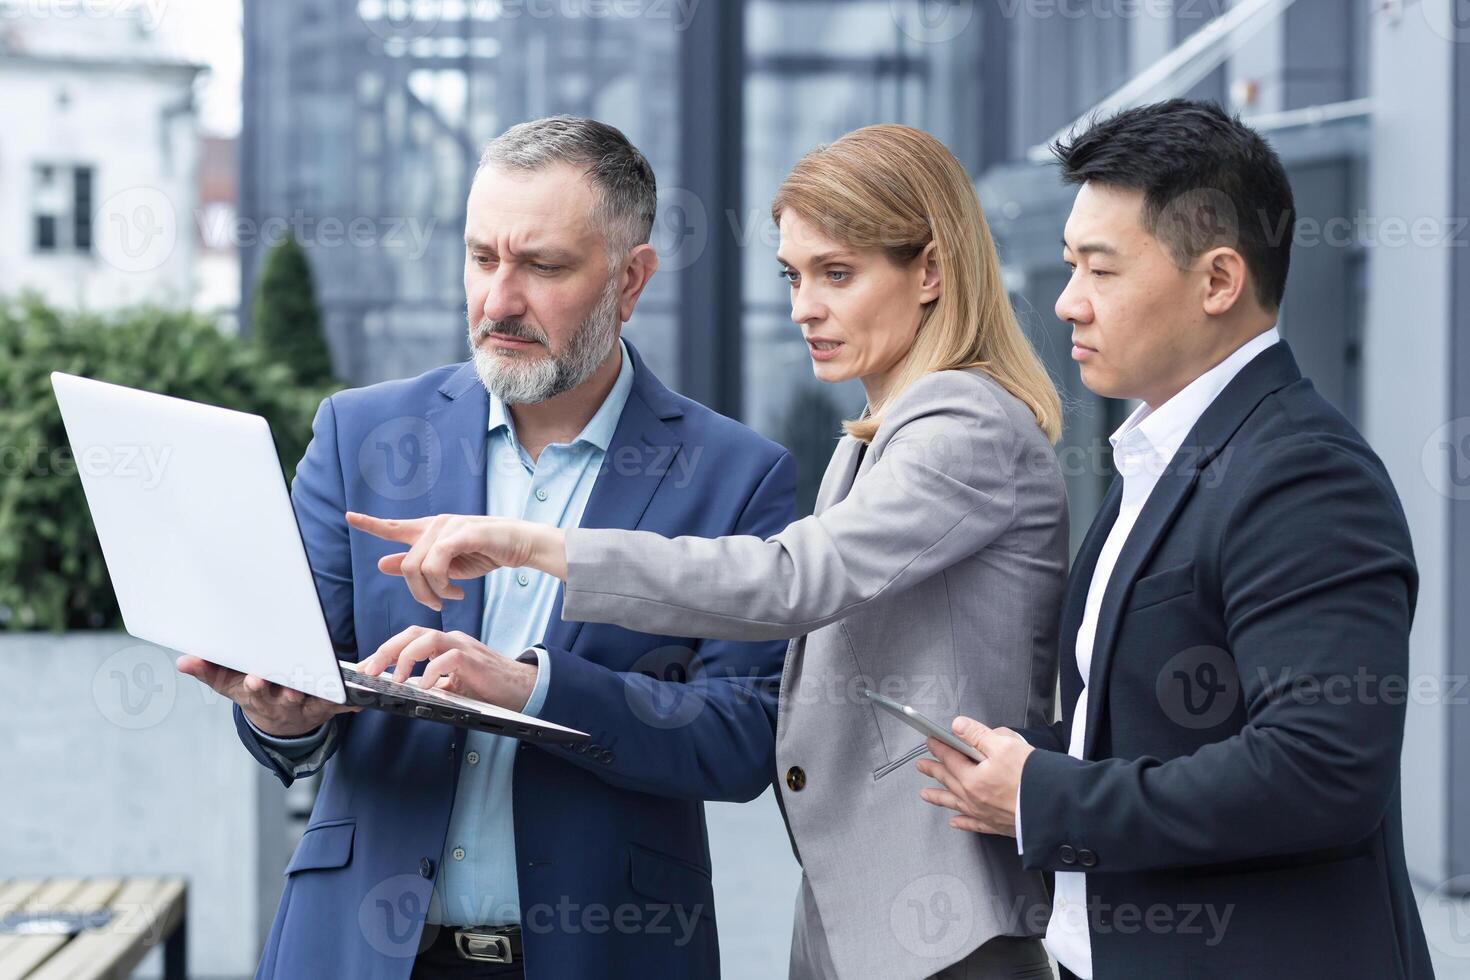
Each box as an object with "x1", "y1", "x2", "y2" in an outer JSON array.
[{"x1": 345, "y1": 512, "x2": 568, "y2": 611}]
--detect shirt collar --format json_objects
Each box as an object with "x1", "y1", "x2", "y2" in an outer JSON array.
[
  {"x1": 1109, "y1": 326, "x2": 1282, "y2": 471},
  {"x1": 487, "y1": 337, "x2": 634, "y2": 453}
]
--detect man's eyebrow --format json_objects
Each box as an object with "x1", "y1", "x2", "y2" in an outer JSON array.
[
  {"x1": 464, "y1": 236, "x2": 576, "y2": 263},
  {"x1": 1061, "y1": 237, "x2": 1118, "y2": 257}
]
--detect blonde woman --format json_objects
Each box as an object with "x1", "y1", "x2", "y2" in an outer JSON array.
[{"x1": 351, "y1": 125, "x2": 1067, "y2": 980}]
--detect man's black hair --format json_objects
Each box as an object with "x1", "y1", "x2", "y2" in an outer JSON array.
[{"x1": 1052, "y1": 98, "x2": 1295, "y2": 310}]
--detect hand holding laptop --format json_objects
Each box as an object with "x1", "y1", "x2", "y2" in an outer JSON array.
[
  {"x1": 176, "y1": 654, "x2": 361, "y2": 738},
  {"x1": 52, "y1": 372, "x2": 588, "y2": 745}
]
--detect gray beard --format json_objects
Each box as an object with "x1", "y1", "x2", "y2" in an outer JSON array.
[{"x1": 468, "y1": 278, "x2": 621, "y2": 404}]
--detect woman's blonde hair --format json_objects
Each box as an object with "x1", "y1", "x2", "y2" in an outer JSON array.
[{"x1": 772, "y1": 124, "x2": 1062, "y2": 444}]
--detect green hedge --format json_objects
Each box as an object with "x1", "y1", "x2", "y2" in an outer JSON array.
[{"x1": 0, "y1": 295, "x2": 340, "y2": 632}]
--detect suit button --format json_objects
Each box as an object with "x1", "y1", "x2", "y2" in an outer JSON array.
[
  {"x1": 1078, "y1": 849, "x2": 1097, "y2": 868},
  {"x1": 419, "y1": 858, "x2": 434, "y2": 878},
  {"x1": 1058, "y1": 845, "x2": 1077, "y2": 865},
  {"x1": 786, "y1": 766, "x2": 806, "y2": 792}
]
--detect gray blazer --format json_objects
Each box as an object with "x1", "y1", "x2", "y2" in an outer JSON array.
[{"x1": 562, "y1": 367, "x2": 1068, "y2": 980}]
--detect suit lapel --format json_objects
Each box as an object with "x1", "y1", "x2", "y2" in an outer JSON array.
[
  {"x1": 542, "y1": 341, "x2": 684, "y2": 653},
  {"x1": 1079, "y1": 341, "x2": 1303, "y2": 759},
  {"x1": 426, "y1": 363, "x2": 491, "y2": 642},
  {"x1": 1059, "y1": 477, "x2": 1120, "y2": 708},
  {"x1": 814, "y1": 436, "x2": 863, "y2": 514},
  {"x1": 1080, "y1": 460, "x2": 1201, "y2": 758}
]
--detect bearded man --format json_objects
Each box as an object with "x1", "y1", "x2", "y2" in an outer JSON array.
[{"x1": 178, "y1": 116, "x2": 796, "y2": 980}]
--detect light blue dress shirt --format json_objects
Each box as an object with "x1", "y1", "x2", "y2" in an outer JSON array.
[{"x1": 248, "y1": 339, "x2": 635, "y2": 928}]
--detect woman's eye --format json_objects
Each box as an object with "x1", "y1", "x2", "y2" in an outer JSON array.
[
  {"x1": 779, "y1": 267, "x2": 799, "y2": 284},
  {"x1": 1091, "y1": 269, "x2": 1112, "y2": 278},
  {"x1": 827, "y1": 270, "x2": 850, "y2": 283}
]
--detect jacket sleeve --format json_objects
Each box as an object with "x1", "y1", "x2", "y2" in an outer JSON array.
[
  {"x1": 561, "y1": 371, "x2": 1026, "y2": 641},
  {"x1": 1018, "y1": 437, "x2": 1417, "y2": 873},
  {"x1": 529, "y1": 451, "x2": 797, "y2": 802},
  {"x1": 233, "y1": 394, "x2": 358, "y2": 787}
]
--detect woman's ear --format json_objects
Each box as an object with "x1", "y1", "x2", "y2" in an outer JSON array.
[{"x1": 917, "y1": 241, "x2": 942, "y2": 304}]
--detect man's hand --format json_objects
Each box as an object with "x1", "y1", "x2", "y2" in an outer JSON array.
[
  {"x1": 344, "y1": 512, "x2": 566, "y2": 611},
  {"x1": 176, "y1": 655, "x2": 360, "y2": 738},
  {"x1": 355, "y1": 625, "x2": 537, "y2": 711},
  {"x1": 915, "y1": 716, "x2": 1034, "y2": 837}
]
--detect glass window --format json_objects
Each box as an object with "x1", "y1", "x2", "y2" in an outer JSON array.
[{"x1": 32, "y1": 164, "x2": 94, "y2": 254}]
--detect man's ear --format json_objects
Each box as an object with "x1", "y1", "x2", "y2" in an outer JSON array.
[
  {"x1": 917, "y1": 240, "x2": 942, "y2": 305},
  {"x1": 1201, "y1": 246, "x2": 1249, "y2": 317},
  {"x1": 617, "y1": 243, "x2": 659, "y2": 322}
]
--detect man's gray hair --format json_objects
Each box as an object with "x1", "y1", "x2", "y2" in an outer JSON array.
[{"x1": 477, "y1": 115, "x2": 658, "y2": 258}]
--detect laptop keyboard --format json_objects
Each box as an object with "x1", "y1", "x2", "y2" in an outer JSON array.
[{"x1": 341, "y1": 665, "x2": 455, "y2": 705}]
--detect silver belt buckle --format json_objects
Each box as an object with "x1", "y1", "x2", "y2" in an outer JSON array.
[{"x1": 454, "y1": 927, "x2": 514, "y2": 964}]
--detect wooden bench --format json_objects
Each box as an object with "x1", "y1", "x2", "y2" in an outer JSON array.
[{"x1": 0, "y1": 878, "x2": 186, "y2": 980}]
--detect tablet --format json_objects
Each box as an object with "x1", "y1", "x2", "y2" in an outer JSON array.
[{"x1": 863, "y1": 689, "x2": 985, "y2": 762}]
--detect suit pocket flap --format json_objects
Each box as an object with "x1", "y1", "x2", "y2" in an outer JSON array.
[
  {"x1": 1128, "y1": 561, "x2": 1197, "y2": 610},
  {"x1": 627, "y1": 844, "x2": 713, "y2": 917},
  {"x1": 285, "y1": 820, "x2": 355, "y2": 874}
]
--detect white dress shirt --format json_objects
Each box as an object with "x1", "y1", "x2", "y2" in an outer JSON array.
[{"x1": 1023, "y1": 327, "x2": 1280, "y2": 978}]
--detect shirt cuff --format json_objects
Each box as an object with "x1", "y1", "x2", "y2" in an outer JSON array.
[
  {"x1": 1014, "y1": 730, "x2": 1029, "y2": 855},
  {"x1": 516, "y1": 646, "x2": 551, "y2": 718},
  {"x1": 245, "y1": 714, "x2": 337, "y2": 777},
  {"x1": 1015, "y1": 783, "x2": 1024, "y2": 855},
  {"x1": 245, "y1": 714, "x2": 329, "y2": 755}
]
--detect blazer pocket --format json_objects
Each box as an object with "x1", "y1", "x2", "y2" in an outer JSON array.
[
  {"x1": 285, "y1": 818, "x2": 355, "y2": 874},
  {"x1": 873, "y1": 741, "x2": 928, "y2": 780},
  {"x1": 627, "y1": 844, "x2": 713, "y2": 922},
  {"x1": 1128, "y1": 560, "x2": 1197, "y2": 612}
]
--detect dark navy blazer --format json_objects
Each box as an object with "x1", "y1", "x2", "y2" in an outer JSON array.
[{"x1": 1017, "y1": 342, "x2": 1433, "y2": 979}]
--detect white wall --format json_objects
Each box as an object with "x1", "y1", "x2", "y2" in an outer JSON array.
[
  {"x1": 0, "y1": 41, "x2": 200, "y2": 310},
  {"x1": 1366, "y1": 3, "x2": 1455, "y2": 887}
]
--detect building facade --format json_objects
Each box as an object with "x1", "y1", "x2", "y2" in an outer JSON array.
[
  {"x1": 0, "y1": 3, "x2": 203, "y2": 311},
  {"x1": 240, "y1": 0, "x2": 1468, "y2": 918}
]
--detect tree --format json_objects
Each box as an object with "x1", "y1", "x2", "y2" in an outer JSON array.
[{"x1": 251, "y1": 234, "x2": 335, "y2": 385}]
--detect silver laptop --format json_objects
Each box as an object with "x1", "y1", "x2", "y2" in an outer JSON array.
[{"x1": 50, "y1": 371, "x2": 587, "y2": 746}]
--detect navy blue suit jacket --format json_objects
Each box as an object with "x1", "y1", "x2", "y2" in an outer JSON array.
[
  {"x1": 234, "y1": 340, "x2": 796, "y2": 978},
  {"x1": 1017, "y1": 342, "x2": 1433, "y2": 978}
]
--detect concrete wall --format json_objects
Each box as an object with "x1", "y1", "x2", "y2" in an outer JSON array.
[
  {"x1": 1365, "y1": 3, "x2": 1456, "y2": 889},
  {"x1": 1, "y1": 632, "x2": 293, "y2": 979}
]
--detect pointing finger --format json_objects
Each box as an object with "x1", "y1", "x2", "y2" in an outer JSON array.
[{"x1": 346, "y1": 512, "x2": 430, "y2": 545}]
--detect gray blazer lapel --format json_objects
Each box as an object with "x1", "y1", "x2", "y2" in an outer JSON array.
[{"x1": 814, "y1": 436, "x2": 864, "y2": 514}]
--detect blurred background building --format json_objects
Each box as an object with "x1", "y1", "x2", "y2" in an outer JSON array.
[
  {"x1": 234, "y1": 2, "x2": 1467, "y2": 972},
  {"x1": 0, "y1": 3, "x2": 204, "y2": 310},
  {"x1": 3, "y1": 0, "x2": 1468, "y2": 976}
]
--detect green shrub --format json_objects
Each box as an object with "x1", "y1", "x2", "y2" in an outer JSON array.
[
  {"x1": 252, "y1": 234, "x2": 336, "y2": 386},
  {"x1": 0, "y1": 294, "x2": 340, "y2": 632}
]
